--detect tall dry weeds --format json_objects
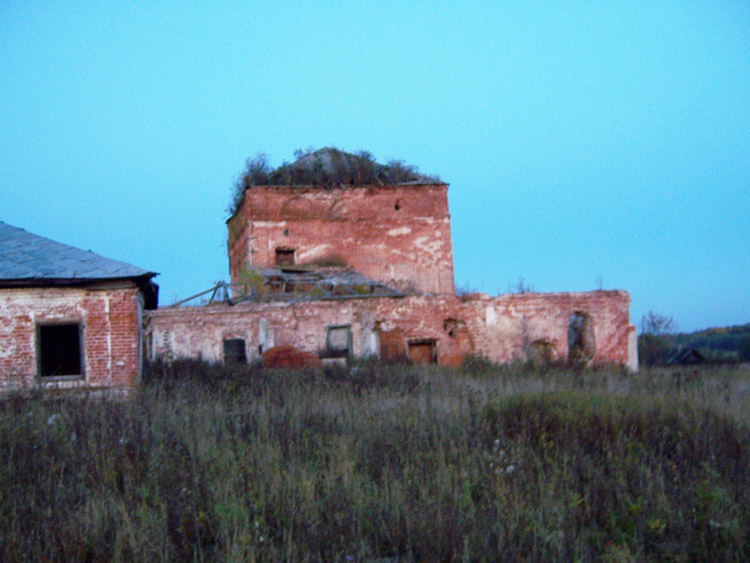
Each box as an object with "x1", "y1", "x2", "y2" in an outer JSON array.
[{"x1": 0, "y1": 362, "x2": 747, "y2": 560}]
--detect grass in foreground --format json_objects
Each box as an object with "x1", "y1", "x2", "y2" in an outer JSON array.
[{"x1": 0, "y1": 361, "x2": 748, "y2": 561}]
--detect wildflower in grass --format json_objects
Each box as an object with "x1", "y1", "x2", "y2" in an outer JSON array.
[{"x1": 487, "y1": 436, "x2": 519, "y2": 478}]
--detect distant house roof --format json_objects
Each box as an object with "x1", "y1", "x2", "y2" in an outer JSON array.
[
  {"x1": 667, "y1": 347, "x2": 705, "y2": 365},
  {"x1": 0, "y1": 221, "x2": 156, "y2": 285}
]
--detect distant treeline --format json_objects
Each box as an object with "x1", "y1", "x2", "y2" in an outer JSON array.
[{"x1": 673, "y1": 323, "x2": 750, "y2": 362}]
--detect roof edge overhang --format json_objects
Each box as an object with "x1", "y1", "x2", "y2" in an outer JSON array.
[{"x1": 0, "y1": 272, "x2": 158, "y2": 289}]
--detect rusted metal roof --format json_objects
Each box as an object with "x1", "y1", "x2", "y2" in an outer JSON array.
[
  {"x1": 169, "y1": 266, "x2": 406, "y2": 307},
  {"x1": 0, "y1": 221, "x2": 156, "y2": 284}
]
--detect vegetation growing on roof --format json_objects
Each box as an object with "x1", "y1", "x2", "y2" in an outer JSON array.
[{"x1": 228, "y1": 147, "x2": 443, "y2": 216}]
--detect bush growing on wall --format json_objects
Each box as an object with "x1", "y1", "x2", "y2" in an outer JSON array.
[
  {"x1": 227, "y1": 147, "x2": 441, "y2": 216},
  {"x1": 227, "y1": 153, "x2": 271, "y2": 216}
]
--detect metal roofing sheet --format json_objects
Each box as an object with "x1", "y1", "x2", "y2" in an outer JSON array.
[{"x1": 0, "y1": 221, "x2": 155, "y2": 282}]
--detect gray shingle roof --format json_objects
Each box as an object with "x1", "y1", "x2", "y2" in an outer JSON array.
[{"x1": 0, "y1": 221, "x2": 156, "y2": 283}]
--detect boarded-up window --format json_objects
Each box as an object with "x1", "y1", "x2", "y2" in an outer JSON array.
[
  {"x1": 275, "y1": 247, "x2": 295, "y2": 266},
  {"x1": 326, "y1": 325, "x2": 352, "y2": 358},
  {"x1": 529, "y1": 339, "x2": 555, "y2": 367},
  {"x1": 223, "y1": 338, "x2": 247, "y2": 365},
  {"x1": 408, "y1": 339, "x2": 437, "y2": 365},
  {"x1": 379, "y1": 328, "x2": 406, "y2": 361},
  {"x1": 38, "y1": 323, "x2": 83, "y2": 378}
]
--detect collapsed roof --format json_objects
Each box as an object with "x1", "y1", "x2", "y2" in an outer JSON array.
[{"x1": 169, "y1": 266, "x2": 406, "y2": 307}]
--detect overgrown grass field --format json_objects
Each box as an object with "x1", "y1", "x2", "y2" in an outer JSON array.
[{"x1": 1, "y1": 361, "x2": 749, "y2": 561}]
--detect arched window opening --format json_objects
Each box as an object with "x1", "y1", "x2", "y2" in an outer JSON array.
[{"x1": 568, "y1": 313, "x2": 595, "y2": 367}]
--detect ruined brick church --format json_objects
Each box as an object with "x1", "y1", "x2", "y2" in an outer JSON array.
[{"x1": 147, "y1": 148, "x2": 638, "y2": 371}]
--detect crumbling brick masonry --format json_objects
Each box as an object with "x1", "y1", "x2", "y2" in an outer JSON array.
[
  {"x1": 148, "y1": 290, "x2": 636, "y2": 369},
  {"x1": 149, "y1": 148, "x2": 638, "y2": 371},
  {"x1": 228, "y1": 184, "x2": 455, "y2": 295}
]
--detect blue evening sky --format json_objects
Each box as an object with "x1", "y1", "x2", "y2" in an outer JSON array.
[{"x1": 2, "y1": 1, "x2": 748, "y2": 332}]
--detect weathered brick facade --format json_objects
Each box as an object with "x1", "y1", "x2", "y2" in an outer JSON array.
[
  {"x1": 0, "y1": 284, "x2": 145, "y2": 392},
  {"x1": 1, "y1": 149, "x2": 638, "y2": 391},
  {"x1": 227, "y1": 184, "x2": 455, "y2": 294},
  {"x1": 1, "y1": 220, "x2": 157, "y2": 392},
  {"x1": 148, "y1": 290, "x2": 635, "y2": 369},
  {"x1": 154, "y1": 149, "x2": 638, "y2": 371}
]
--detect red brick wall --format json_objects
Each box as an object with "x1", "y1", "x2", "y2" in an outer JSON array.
[
  {"x1": 226, "y1": 184, "x2": 455, "y2": 294},
  {"x1": 0, "y1": 285, "x2": 143, "y2": 391},
  {"x1": 462, "y1": 291, "x2": 633, "y2": 366},
  {"x1": 147, "y1": 290, "x2": 634, "y2": 369}
]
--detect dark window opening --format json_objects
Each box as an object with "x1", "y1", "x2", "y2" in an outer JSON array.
[
  {"x1": 394, "y1": 200, "x2": 403, "y2": 211},
  {"x1": 443, "y1": 318, "x2": 464, "y2": 338},
  {"x1": 568, "y1": 313, "x2": 595, "y2": 366},
  {"x1": 224, "y1": 338, "x2": 247, "y2": 365},
  {"x1": 529, "y1": 339, "x2": 555, "y2": 367},
  {"x1": 275, "y1": 247, "x2": 295, "y2": 266},
  {"x1": 283, "y1": 228, "x2": 289, "y2": 236},
  {"x1": 408, "y1": 339, "x2": 437, "y2": 365},
  {"x1": 38, "y1": 323, "x2": 83, "y2": 378},
  {"x1": 324, "y1": 325, "x2": 352, "y2": 358}
]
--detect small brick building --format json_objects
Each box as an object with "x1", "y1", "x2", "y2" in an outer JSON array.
[
  {"x1": 0, "y1": 222, "x2": 157, "y2": 392},
  {"x1": 149, "y1": 148, "x2": 639, "y2": 371}
]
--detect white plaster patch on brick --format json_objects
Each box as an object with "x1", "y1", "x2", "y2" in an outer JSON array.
[
  {"x1": 413, "y1": 235, "x2": 443, "y2": 255},
  {"x1": 252, "y1": 220, "x2": 288, "y2": 228},
  {"x1": 387, "y1": 226, "x2": 412, "y2": 236},
  {"x1": 297, "y1": 244, "x2": 333, "y2": 262},
  {"x1": 627, "y1": 326, "x2": 639, "y2": 372},
  {"x1": 302, "y1": 193, "x2": 332, "y2": 202},
  {"x1": 0, "y1": 317, "x2": 13, "y2": 360},
  {"x1": 485, "y1": 306, "x2": 498, "y2": 326},
  {"x1": 259, "y1": 318, "x2": 271, "y2": 352},
  {"x1": 362, "y1": 330, "x2": 379, "y2": 357}
]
